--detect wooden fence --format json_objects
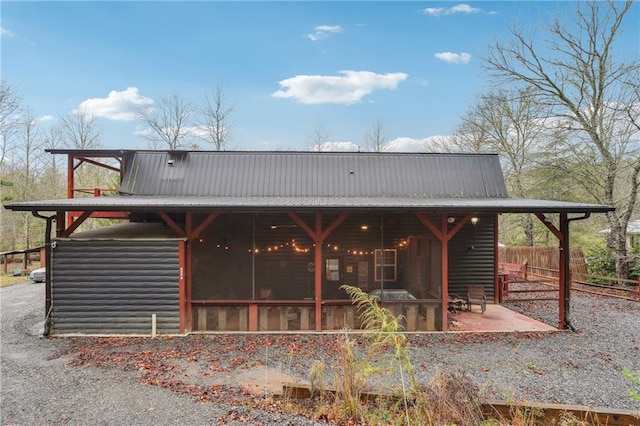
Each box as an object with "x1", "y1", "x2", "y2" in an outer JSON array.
[{"x1": 498, "y1": 246, "x2": 588, "y2": 282}]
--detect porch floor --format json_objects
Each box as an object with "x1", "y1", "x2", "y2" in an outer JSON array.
[{"x1": 448, "y1": 304, "x2": 557, "y2": 333}]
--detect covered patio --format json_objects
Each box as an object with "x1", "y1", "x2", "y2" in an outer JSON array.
[{"x1": 3, "y1": 150, "x2": 613, "y2": 336}]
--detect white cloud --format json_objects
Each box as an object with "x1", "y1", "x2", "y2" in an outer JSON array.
[
  {"x1": 38, "y1": 115, "x2": 55, "y2": 123},
  {"x1": 78, "y1": 87, "x2": 154, "y2": 121},
  {"x1": 310, "y1": 136, "x2": 453, "y2": 153},
  {"x1": 313, "y1": 141, "x2": 361, "y2": 152},
  {"x1": 307, "y1": 25, "x2": 343, "y2": 41},
  {"x1": 421, "y1": 3, "x2": 482, "y2": 16},
  {"x1": 434, "y1": 52, "x2": 471, "y2": 64},
  {"x1": 386, "y1": 136, "x2": 451, "y2": 152},
  {"x1": 0, "y1": 27, "x2": 13, "y2": 37},
  {"x1": 272, "y1": 70, "x2": 408, "y2": 105}
]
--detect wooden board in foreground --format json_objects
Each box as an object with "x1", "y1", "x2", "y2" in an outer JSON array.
[{"x1": 281, "y1": 384, "x2": 640, "y2": 426}]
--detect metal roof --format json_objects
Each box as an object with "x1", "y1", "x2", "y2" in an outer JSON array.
[
  {"x1": 119, "y1": 151, "x2": 510, "y2": 198},
  {"x1": 4, "y1": 151, "x2": 614, "y2": 214},
  {"x1": 3, "y1": 194, "x2": 614, "y2": 214}
]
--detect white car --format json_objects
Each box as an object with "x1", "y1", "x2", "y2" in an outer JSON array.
[{"x1": 29, "y1": 267, "x2": 46, "y2": 283}]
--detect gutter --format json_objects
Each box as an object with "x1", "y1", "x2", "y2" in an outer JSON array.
[
  {"x1": 564, "y1": 212, "x2": 591, "y2": 331},
  {"x1": 31, "y1": 212, "x2": 55, "y2": 337}
]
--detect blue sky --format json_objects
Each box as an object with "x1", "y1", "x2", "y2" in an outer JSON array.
[{"x1": 2, "y1": 1, "x2": 639, "y2": 151}]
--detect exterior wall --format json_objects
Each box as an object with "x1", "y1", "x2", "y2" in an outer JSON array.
[
  {"x1": 448, "y1": 213, "x2": 496, "y2": 300},
  {"x1": 51, "y1": 239, "x2": 181, "y2": 335}
]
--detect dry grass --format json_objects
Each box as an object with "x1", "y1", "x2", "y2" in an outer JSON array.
[
  {"x1": 0, "y1": 274, "x2": 29, "y2": 287},
  {"x1": 0, "y1": 261, "x2": 40, "y2": 287}
]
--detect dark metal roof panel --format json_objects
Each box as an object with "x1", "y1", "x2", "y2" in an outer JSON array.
[
  {"x1": 4, "y1": 195, "x2": 614, "y2": 213},
  {"x1": 118, "y1": 152, "x2": 510, "y2": 198}
]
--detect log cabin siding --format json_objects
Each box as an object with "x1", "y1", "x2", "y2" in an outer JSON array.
[{"x1": 50, "y1": 239, "x2": 180, "y2": 335}]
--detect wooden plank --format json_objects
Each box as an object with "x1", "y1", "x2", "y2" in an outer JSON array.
[
  {"x1": 299, "y1": 307, "x2": 310, "y2": 330},
  {"x1": 197, "y1": 307, "x2": 207, "y2": 331},
  {"x1": 280, "y1": 384, "x2": 640, "y2": 425},
  {"x1": 238, "y1": 307, "x2": 248, "y2": 331}
]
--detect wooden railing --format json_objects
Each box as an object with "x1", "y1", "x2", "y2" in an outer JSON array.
[{"x1": 190, "y1": 299, "x2": 442, "y2": 332}]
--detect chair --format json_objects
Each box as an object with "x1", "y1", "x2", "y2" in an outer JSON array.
[{"x1": 466, "y1": 285, "x2": 486, "y2": 313}]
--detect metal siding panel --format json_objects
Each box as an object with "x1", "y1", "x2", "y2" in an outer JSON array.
[
  {"x1": 447, "y1": 214, "x2": 496, "y2": 299},
  {"x1": 51, "y1": 240, "x2": 180, "y2": 335}
]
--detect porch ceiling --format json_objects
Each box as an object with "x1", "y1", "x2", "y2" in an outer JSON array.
[{"x1": 4, "y1": 195, "x2": 613, "y2": 214}]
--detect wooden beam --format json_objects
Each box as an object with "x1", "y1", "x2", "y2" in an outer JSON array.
[
  {"x1": 157, "y1": 212, "x2": 187, "y2": 237},
  {"x1": 73, "y1": 157, "x2": 85, "y2": 171},
  {"x1": 178, "y1": 241, "x2": 186, "y2": 334},
  {"x1": 189, "y1": 212, "x2": 219, "y2": 239},
  {"x1": 56, "y1": 212, "x2": 65, "y2": 237},
  {"x1": 535, "y1": 213, "x2": 563, "y2": 242},
  {"x1": 60, "y1": 210, "x2": 93, "y2": 237},
  {"x1": 415, "y1": 213, "x2": 442, "y2": 241},
  {"x1": 314, "y1": 213, "x2": 322, "y2": 331},
  {"x1": 494, "y1": 213, "x2": 500, "y2": 304},
  {"x1": 75, "y1": 156, "x2": 121, "y2": 173},
  {"x1": 445, "y1": 212, "x2": 472, "y2": 242},
  {"x1": 287, "y1": 213, "x2": 317, "y2": 240},
  {"x1": 319, "y1": 213, "x2": 348, "y2": 242},
  {"x1": 535, "y1": 212, "x2": 569, "y2": 330},
  {"x1": 559, "y1": 212, "x2": 569, "y2": 330},
  {"x1": 440, "y1": 214, "x2": 449, "y2": 331},
  {"x1": 66, "y1": 156, "x2": 74, "y2": 228}
]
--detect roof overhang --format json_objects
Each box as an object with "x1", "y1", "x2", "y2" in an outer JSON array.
[{"x1": 3, "y1": 195, "x2": 615, "y2": 214}]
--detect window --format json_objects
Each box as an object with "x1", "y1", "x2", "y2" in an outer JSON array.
[
  {"x1": 326, "y1": 258, "x2": 340, "y2": 281},
  {"x1": 374, "y1": 249, "x2": 397, "y2": 281}
]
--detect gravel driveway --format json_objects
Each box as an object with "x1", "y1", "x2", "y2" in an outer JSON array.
[{"x1": 2, "y1": 280, "x2": 640, "y2": 425}]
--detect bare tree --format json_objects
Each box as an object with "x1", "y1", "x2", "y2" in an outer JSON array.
[
  {"x1": 0, "y1": 81, "x2": 23, "y2": 168},
  {"x1": 308, "y1": 120, "x2": 331, "y2": 152},
  {"x1": 138, "y1": 92, "x2": 194, "y2": 150},
  {"x1": 454, "y1": 88, "x2": 551, "y2": 245},
  {"x1": 363, "y1": 117, "x2": 389, "y2": 152},
  {"x1": 14, "y1": 107, "x2": 45, "y2": 248},
  {"x1": 482, "y1": 0, "x2": 640, "y2": 278},
  {"x1": 60, "y1": 107, "x2": 102, "y2": 150},
  {"x1": 198, "y1": 82, "x2": 234, "y2": 151},
  {"x1": 41, "y1": 123, "x2": 66, "y2": 199}
]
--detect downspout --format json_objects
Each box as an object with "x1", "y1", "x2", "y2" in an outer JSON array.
[
  {"x1": 563, "y1": 212, "x2": 591, "y2": 332},
  {"x1": 32, "y1": 211, "x2": 55, "y2": 337}
]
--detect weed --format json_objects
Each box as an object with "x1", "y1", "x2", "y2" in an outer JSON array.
[{"x1": 623, "y1": 366, "x2": 640, "y2": 401}]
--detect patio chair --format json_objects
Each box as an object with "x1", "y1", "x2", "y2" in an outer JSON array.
[{"x1": 466, "y1": 285, "x2": 486, "y2": 313}]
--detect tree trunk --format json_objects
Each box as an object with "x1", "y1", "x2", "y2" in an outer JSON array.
[
  {"x1": 607, "y1": 220, "x2": 630, "y2": 282},
  {"x1": 521, "y1": 213, "x2": 534, "y2": 246}
]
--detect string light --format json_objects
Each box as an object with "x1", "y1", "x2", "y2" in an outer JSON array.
[{"x1": 206, "y1": 237, "x2": 405, "y2": 255}]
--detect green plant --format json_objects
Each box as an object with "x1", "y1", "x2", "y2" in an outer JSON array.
[
  {"x1": 305, "y1": 285, "x2": 485, "y2": 425},
  {"x1": 585, "y1": 247, "x2": 616, "y2": 284},
  {"x1": 308, "y1": 360, "x2": 326, "y2": 399},
  {"x1": 623, "y1": 367, "x2": 640, "y2": 401},
  {"x1": 340, "y1": 285, "x2": 484, "y2": 425}
]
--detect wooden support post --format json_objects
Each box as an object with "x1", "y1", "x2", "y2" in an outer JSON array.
[
  {"x1": 440, "y1": 214, "x2": 449, "y2": 331},
  {"x1": 314, "y1": 213, "x2": 323, "y2": 331},
  {"x1": 559, "y1": 212, "x2": 569, "y2": 330},
  {"x1": 249, "y1": 304, "x2": 258, "y2": 331}
]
